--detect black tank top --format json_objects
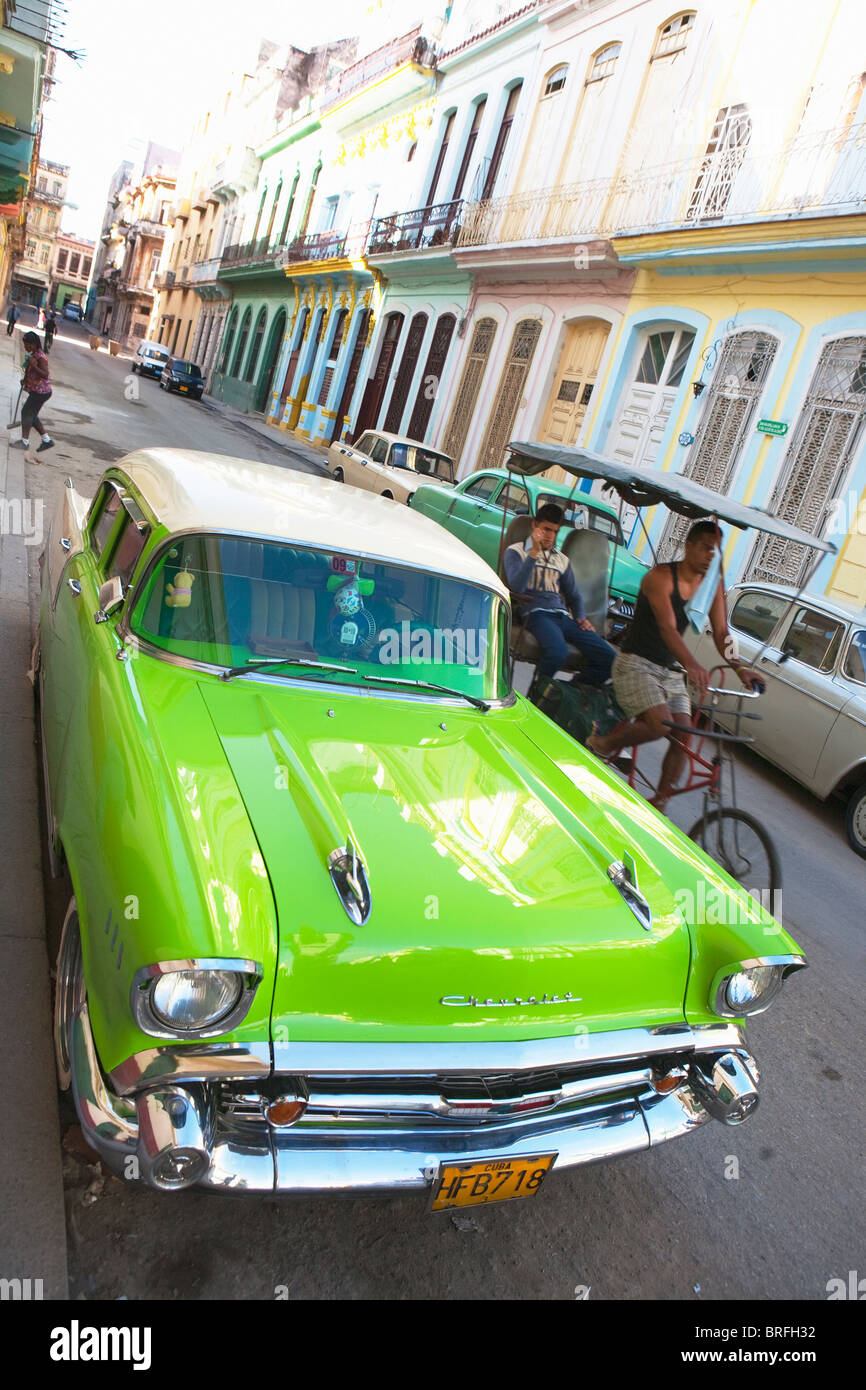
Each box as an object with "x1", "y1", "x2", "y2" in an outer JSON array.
[{"x1": 620, "y1": 562, "x2": 688, "y2": 669}]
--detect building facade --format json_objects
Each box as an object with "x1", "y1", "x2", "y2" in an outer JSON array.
[
  {"x1": 97, "y1": 143, "x2": 178, "y2": 346},
  {"x1": 0, "y1": 0, "x2": 52, "y2": 303},
  {"x1": 50, "y1": 230, "x2": 93, "y2": 310},
  {"x1": 10, "y1": 155, "x2": 66, "y2": 305}
]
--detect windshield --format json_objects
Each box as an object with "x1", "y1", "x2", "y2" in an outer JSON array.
[
  {"x1": 536, "y1": 492, "x2": 624, "y2": 546},
  {"x1": 172, "y1": 360, "x2": 201, "y2": 375},
  {"x1": 130, "y1": 536, "x2": 510, "y2": 700}
]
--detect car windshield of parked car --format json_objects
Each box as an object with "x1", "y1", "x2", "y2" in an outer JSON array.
[
  {"x1": 536, "y1": 491, "x2": 624, "y2": 545},
  {"x1": 129, "y1": 535, "x2": 511, "y2": 700},
  {"x1": 172, "y1": 361, "x2": 201, "y2": 376}
]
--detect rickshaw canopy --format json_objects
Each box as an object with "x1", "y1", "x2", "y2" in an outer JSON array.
[{"x1": 506, "y1": 442, "x2": 837, "y2": 554}]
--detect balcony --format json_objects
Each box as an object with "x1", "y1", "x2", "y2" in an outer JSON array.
[
  {"x1": 136, "y1": 218, "x2": 168, "y2": 239},
  {"x1": 189, "y1": 257, "x2": 222, "y2": 284},
  {"x1": 457, "y1": 120, "x2": 866, "y2": 251},
  {"x1": 153, "y1": 270, "x2": 176, "y2": 290},
  {"x1": 320, "y1": 28, "x2": 433, "y2": 117},
  {"x1": 367, "y1": 200, "x2": 463, "y2": 255},
  {"x1": 211, "y1": 149, "x2": 261, "y2": 201},
  {"x1": 283, "y1": 222, "x2": 372, "y2": 267},
  {"x1": 219, "y1": 237, "x2": 288, "y2": 272}
]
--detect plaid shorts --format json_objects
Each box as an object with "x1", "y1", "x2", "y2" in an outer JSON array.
[{"x1": 611, "y1": 651, "x2": 692, "y2": 720}]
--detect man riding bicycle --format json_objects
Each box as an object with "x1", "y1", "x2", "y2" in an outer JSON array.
[{"x1": 587, "y1": 520, "x2": 764, "y2": 813}]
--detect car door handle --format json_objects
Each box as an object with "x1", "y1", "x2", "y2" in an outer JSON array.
[
  {"x1": 68, "y1": 579, "x2": 81, "y2": 595},
  {"x1": 60, "y1": 537, "x2": 72, "y2": 551}
]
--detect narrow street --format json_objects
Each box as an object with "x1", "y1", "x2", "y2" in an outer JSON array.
[{"x1": 14, "y1": 323, "x2": 863, "y2": 1302}]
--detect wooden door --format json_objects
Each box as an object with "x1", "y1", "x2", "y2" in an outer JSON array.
[
  {"x1": 350, "y1": 312, "x2": 403, "y2": 442},
  {"x1": 539, "y1": 319, "x2": 609, "y2": 448}
]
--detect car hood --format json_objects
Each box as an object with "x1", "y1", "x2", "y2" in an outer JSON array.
[{"x1": 197, "y1": 682, "x2": 693, "y2": 1044}]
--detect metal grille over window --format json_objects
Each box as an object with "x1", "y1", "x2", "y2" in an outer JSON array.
[
  {"x1": 687, "y1": 105, "x2": 752, "y2": 222},
  {"x1": 747, "y1": 337, "x2": 866, "y2": 585},
  {"x1": 383, "y1": 313, "x2": 428, "y2": 433},
  {"x1": 477, "y1": 319, "x2": 542, "y2": 472},
  {"x1": 660, "y1": 332, "x2": 777, "y2": 558},
  {"x1": 441, "y1": 317, "x2": 498, "y2": 465}
]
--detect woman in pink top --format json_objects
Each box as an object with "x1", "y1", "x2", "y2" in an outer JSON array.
[{"x1": 10, "y1": 331, "x2": 54, "y2": 452}]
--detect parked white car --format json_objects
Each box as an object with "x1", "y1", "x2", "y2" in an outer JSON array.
[
  {"x1": 687, "y1": 582, "x2": 866, "y2": 856},
  {"x1": 327, "y1": 430, "x2": 456, "y2": 504}
]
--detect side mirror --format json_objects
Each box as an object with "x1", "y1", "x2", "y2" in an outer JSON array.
[{"x1": 94, "y1": 575, "x2": 124, "y2": 624}]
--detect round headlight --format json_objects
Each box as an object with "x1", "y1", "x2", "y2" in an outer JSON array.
[
  {"x1": 724, "y1": 965, "x2": 782, "y2": 1015},
  {"x1": 151, "y1": 969, "x2": 243, "y2": 1030}
]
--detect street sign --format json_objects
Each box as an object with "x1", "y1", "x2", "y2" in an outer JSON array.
[
  {"x1": 678, "y1": 431, "x2": 695, "y2": 446},
  {"x1": 756, "y1": 419, "x2": 788, "y2": 436}
]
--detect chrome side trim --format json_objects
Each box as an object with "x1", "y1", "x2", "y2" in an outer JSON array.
[
  {"x1": 111, "y1": 1041, "x2": 272, "y2": 1096},
  {"x1": 272, "y1": 1023, "x2": 745, "y2": 1076}
]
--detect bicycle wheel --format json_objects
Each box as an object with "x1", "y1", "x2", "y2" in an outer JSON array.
[{"x1": 687, "y1": 808, "x2": 781, "y2": 905}]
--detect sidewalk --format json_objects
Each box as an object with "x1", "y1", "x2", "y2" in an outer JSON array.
[{"x1": 0, "y1": 326, "x2": 69, "y2": 1298}]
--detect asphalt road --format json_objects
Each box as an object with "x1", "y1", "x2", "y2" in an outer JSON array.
[{"x1": 22, "y1": 320, "x2": 865, "y2": 1301}]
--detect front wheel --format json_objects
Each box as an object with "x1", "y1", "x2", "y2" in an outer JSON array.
[
  {"x1": 688, "y1": 808, "x2": 781, "y2": 905},
  {"x1": 845, "y1": 784, "x2": 866, "y2": 859}
]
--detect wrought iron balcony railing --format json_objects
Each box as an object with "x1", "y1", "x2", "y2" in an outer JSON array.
[
  {"x1": 367, "y1": 200, "x2": 464, "y2": 255},
  {"x1": 283, "y1": 222, "x2": 372, "y2": 264},
  {"x1": 220, "y1": 237, "x2": 286, "y2": 268},
  {"x1": 189, "y1": 257, "x2": 222, "y2": 284},
  {"x1": 457, "y1": 120, "x2": 866, "y2": 250}
]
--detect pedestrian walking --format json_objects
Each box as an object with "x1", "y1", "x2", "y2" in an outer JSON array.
[
  {"x1": 43, "y1": 308, "x2": 56, "y2": 352},
  {"x1": 9, "y1": 331, "x2": 54, "y2": 453},
  {"x1": 6, "y1": 301, "x2": 19, "y2": 336}
]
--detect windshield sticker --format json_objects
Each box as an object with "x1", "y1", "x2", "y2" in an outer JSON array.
[{"x1": 330, "y1": 555, "x2": 357, "y2": 575}]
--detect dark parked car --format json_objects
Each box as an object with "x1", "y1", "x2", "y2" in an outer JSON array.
[
  {"x1": 62, "y1": 303, "x2": 83, "y2": 321},
  {"x1": 160, "y1": 358, "x2": 204, "y2": 400}
]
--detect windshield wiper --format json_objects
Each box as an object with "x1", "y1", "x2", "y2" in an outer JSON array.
[
  {"x1": 362, "y1": 673, "x2": 490, "y2": 711},
  {"x1": 220, "y1": 657, "x2": 358, "y2": 682}
]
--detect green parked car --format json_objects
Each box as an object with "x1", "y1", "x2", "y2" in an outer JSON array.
[
  {"x1": 410, "y1": 467, "x2": 649, "y2": 632},
  {"x1": 38, "y1": 450, "x2": 805, "y2": 1201}
]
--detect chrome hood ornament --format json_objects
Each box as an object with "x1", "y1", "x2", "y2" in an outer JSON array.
[
  {"x1": 608, "y1": 855, "x2": 653, "y2": 933},
  {"x1": 328, "y1": 840, "x2": 372, "y2": 925}
]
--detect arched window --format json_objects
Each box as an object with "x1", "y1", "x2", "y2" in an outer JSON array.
[
  {"x1": 652, "y1": 12, "x2": 696, "y2": 60},
  {"x1": 251, "y1": 186, "x2": 267, "y2": 244},
  {"x1": 427, "y1": 110, "x2": 456, "y2": 206},
  {"x1": 245, "y1": 308, "x2": 268, "y2": 382},
  {"x1": 219, "y1": 308, "x2": 238, "y2": 371},
  {"x1": 232, "y1": 308, "x2": 252, "y2": 375},
  {"x1": 543, "y1": 65, "x2": 568, "y2": 97},
  {"x1": 452, "y1": 98, "x2": 486, "y2": 200},
  {"x1": 482, "y1": 83, "x2": 522, "y2": 200},
  {"x1": 279, "y1": 172, "x2": 300, "y2": 245},
  {"x1": 442, "y1": 317, "x2": 498, "y2": 465},
  {"x1": 587, "y1": 43, "x2": 621, "y2": 83},
  {"x1": 265, "y1": 179, "x2": 282, "y2": 245}
]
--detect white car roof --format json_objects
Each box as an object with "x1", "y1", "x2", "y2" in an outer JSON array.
[
  {"x1": 731, "y1": 580, "x2": 866, "y2": 626},
  {"x1": 115, "y1": 449, "x2": 507, "y2": 597},
  {"x1": 354, "y1": 429, "x2": 453, "y2": 459}
]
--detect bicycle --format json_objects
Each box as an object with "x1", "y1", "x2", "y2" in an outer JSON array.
[{"x1": 610, "y1": 666, "x2": 781, "y2": 902}]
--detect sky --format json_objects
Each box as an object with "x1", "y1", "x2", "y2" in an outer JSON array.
[{"x1": 39, "y1": 0, "x2": 397, "y2": 241}]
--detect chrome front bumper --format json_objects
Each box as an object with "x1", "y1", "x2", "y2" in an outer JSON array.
[{"x1": 71, "y1": 1004, "x2": 760, "y2": 1195}]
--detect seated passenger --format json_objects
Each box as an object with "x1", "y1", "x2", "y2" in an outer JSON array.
[
  {"x1": 503, "y1": 503, "x2": 615, "y2": 686},
  {"x1": 587, "y1": 520, "x2": 764, "y2": 812}
]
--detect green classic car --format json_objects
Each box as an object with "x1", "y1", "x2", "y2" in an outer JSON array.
[
  {"x1": 38, "y1": 450, "x2": 805, "y2": 1200},
  {"x1": 410, "y1": 467, "x2": 649, "y2": 629}
]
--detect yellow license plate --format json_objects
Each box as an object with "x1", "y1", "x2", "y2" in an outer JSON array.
[
  {"x1": 180, "y1": 385, "x2": 188, "y2": 392},
  {"x1": 431, "y1": 1153, "x2": 556, "y2": 1211}
]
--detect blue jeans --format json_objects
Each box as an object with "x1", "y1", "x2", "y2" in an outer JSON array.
[{"x1": 525, "y1": 609, "x2": 615, "y2": 684}]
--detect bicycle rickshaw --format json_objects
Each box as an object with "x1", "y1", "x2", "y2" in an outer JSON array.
[{"x1": 499, "y1": 440, "x2": 839, "y2": 902}]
